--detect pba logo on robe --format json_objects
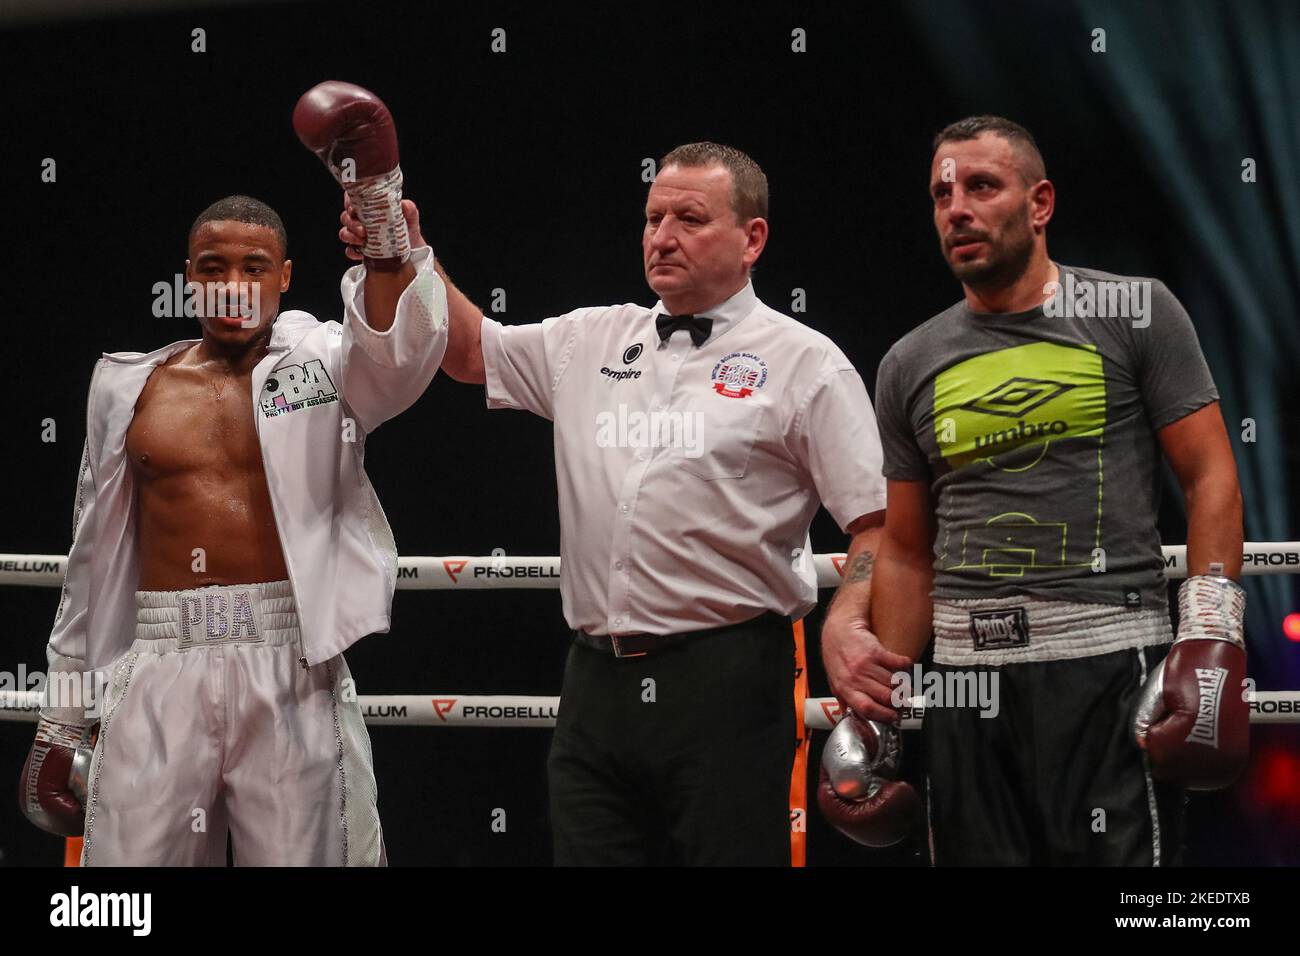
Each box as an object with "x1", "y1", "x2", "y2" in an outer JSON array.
[
  {"x1": 260, "y1": 359, "x2": 339, "y2": 417},
  {"x1": 710, "y1": 351, "x2": 768, "y2": 398}
]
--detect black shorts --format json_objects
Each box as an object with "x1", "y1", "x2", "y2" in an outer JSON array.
[{"x1": 923, "y1": 644, "x2": 1186, "y2": 865}]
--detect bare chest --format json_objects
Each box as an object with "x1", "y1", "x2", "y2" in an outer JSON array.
[{"x1": 126, "y1": 367, "x2": 264, "y2": 480}]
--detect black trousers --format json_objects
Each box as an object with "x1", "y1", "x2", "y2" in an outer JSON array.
[
  {"x1": 924, "y1": 644, "x2": 1187, "y2": 865},
  {"x1": 547, "y1": 613, "x2": 797, "y2": 866}
]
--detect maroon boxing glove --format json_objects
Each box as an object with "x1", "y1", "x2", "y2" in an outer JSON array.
[
  {"x1": 293, "y1": 81, "x2": 410, "y2": 271},
  {"x1": 19, "y1": 715, "x2": 91, "y2": 837},
  {"x1": 817, "y1": 713, "x2": 919, "y2": 848},
  {"x1": 1134, "y1": 574, "x2": 1249, "y2": 790}
]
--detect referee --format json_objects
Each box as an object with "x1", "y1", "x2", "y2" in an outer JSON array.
[{"x1": 342, "y1": 143, "x2": 887, "y2": 865}]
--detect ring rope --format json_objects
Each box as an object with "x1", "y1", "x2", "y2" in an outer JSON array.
[
  {"x1": 3, "y1": 542, "x2": 1297, "y2": 728},
  {"x1": 2, "y1": 541, "x2": 1299, "y2": 589},
  {"x1": 2, "y1": 690, "x2": 1297, "y2": 727}
]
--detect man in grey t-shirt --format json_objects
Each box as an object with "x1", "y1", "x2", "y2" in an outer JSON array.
[{"x1": 818, "y1": 116, "x2": 1249, "y2": 865}]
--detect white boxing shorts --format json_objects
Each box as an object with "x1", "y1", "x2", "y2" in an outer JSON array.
[{"x1": 81, "y1": 580, "x2": 385, "y2": 866}]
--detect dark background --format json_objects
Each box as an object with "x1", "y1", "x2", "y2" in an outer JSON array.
[{"x1": 1, "y1": 0, "x2": 1297, "y2": 866}]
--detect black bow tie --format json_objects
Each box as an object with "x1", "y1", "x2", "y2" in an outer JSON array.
[{"x1": 655, "y1": 313, "x2": 714, "y2": 347}]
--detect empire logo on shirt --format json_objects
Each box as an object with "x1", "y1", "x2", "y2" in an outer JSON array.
[
  {"x1": 599, "y1": 342, "x2": 646, "y2": 382},
  {"x1": 260, "y1": 359, "x2": 339, "y2": 417},
  {"x1": 600, "y1": 365, "x2": 642, "y2": 381}
]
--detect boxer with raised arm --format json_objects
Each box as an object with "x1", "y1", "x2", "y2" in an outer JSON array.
[{"x1": 20, "y1": 82, "x2": 448, "y2": 865}]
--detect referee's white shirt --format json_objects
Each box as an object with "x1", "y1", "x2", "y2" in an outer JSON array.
[{"x1": 481, "y1": 280, "x2": 886, "y2": 636}]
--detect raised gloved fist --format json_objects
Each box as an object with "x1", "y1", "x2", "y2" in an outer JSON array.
[
  {"x1": 19, "y1": 716, "x2": 96, "y2": 837},
  {"x1": 817, "y1": 713, "x2": 919, "y2": 847},
  {"x1": 1134, "y1": 574, "x2": 1249, "y2": 790},
  {"x1": 293, "y1": 80, "x2": 410, "y2": 271}
]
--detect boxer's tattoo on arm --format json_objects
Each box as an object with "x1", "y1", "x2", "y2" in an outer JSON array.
[{"x1": 844, "y1": 550, "x2": 875, "y2": 584}]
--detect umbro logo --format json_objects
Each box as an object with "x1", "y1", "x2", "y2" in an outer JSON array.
[{"x1": 961, "y1": 377, "x2": 1076, "y2": 419}]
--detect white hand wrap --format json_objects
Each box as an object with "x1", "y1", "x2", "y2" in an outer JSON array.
[
  {"x1": 1176, "y1": 574, "x2": 1246, "y2": 647},
  {"x1": 345, "y1": 165, "x2": 410, "y2": 263},
  {"x1": 42, "y1": 650, "x2": 96, "y2": 727}
]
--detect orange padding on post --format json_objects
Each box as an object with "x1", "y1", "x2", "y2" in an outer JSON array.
[
  {"x1": 790, "y1": 619, "x2": 809, "y2": 867},
  {"x1": 64, "y1": 836, "x2": 82, "y2": 867}
]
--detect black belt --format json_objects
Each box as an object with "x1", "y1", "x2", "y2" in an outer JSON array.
[{"x1": 572, "y1": 611, "x2": 788, "y2": 658}]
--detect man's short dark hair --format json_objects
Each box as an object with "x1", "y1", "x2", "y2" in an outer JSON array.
[
  {"x1": 188, "y1": 195, "x2": 288, "y2": 259},
  {"x1": 658, "y1": 142, "x2": 769, "y2": 222},
  {"x1": 932, "y1": 116, "x2": 1047, "y2": 185}
]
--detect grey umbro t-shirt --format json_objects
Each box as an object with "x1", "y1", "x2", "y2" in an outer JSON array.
[{"x1": 874, "y1": 264, "x2": 1218, "y2": 608}]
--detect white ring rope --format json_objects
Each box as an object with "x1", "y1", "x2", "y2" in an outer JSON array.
[
  {"x1": 2, "y1": 542, "x2": 1299, "y2": 589},
  {"x1": 1, "y1": 690, "x2": 1297, "y2": 727},
  {"x1": 3, "y1": 542, "x2": 1298, "y2": 727}
]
